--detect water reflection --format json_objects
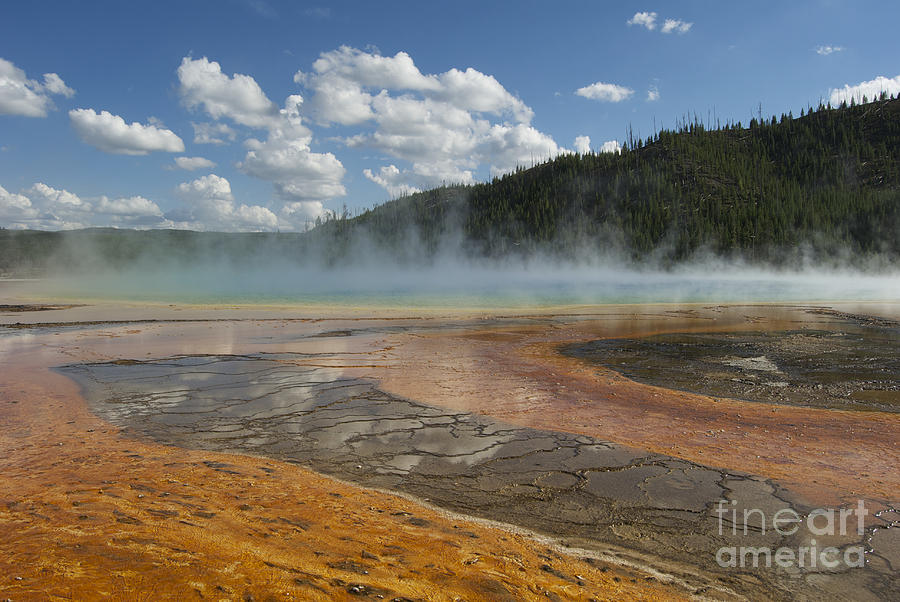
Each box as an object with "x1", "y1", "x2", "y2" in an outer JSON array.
[{"x1": 57, "y1": 353, "x2": 898, "y2": 599}]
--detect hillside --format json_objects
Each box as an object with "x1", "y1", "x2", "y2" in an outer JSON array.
[
  {"x1": 338, "y1": 95, "x2": 900, "y2": 263},
  {"x1": 2, "y1": 96, "x2": 898, "y2": 274}
]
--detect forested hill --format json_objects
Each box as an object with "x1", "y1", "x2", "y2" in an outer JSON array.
[
  {"x1": 2, "y1": 96, "x2": 899, "y2": 274},
  {"x1": 333, "y1": 95, "x2": 900, "y2": 262}
]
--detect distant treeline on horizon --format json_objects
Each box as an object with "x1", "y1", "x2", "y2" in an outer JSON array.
[{"x1": 2, "y1": 96, "x2": 899, "y2": 274}]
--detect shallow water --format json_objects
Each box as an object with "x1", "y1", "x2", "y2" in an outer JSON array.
[
  {"x1": 5, "y1": 297, "x2": 900, "y2": 599},
  {"x1": 564, "y1": 326, "x2": 900, "y2": 412},
  {"x1": 59, "y1": 351, "x2": 900, "y2": 600},
  {"x1": 5, "y1": 265, "x2": 900, "y2": 306}
]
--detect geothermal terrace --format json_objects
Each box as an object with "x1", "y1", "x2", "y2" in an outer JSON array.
[{"x1": 1, "y1": 301, "x2": 898, "y2": 600}]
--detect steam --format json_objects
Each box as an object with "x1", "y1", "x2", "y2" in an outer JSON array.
[
  {"x1": 36, "y1": 264, "x2": 899, "y2": 307},
  {"x1": 6, "y1": 223, "x2": 898, "y2": 307}
]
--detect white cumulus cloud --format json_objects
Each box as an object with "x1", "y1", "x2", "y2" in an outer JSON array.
[
  {"x1": 171, "y1": 173, "x2": 279, "y2": 231},
  {"x1": 661, "y1": 18, "x2": 692, "y2": 34},
  {"x1": 69, "y1": 108, "x2": 185, "y2": 155},
  {"x1": 647, "y1": 85, "x2": 660, "y2": 101},
  {"x1": 175, "y1": 49, "x2": 565, "y2": 208},
  {"x1": 363, "y1": 165, "x2": 422, "y2": 198},
  {"x1": 177, "y1": 56, "x2": 279, "y2": 129},
  {"x1": 433, "y1": 67, "x2": 533, "y2": 123},
  {"x1": 237, "y1": 95, "x2": 346, "y2": 201},
  {"x1": 95, "y1": 195, "x2": 162, "y2": 216},
  {"x1": 574, "y1": 135, "x2": 591, "y2": 154},
  {"x1": 0, "y1": 182, "x2": 165, "y2": 229},
  {"x1": 192, "y1": 121, "x2": 237, "y2": 145},
  {"x1": 0, "y1": 184, "x2": 38, "y2": 223},
  {"x1": 627, "y1": 11, "x2": 657, "y2": 30},
  {"x1": 598, "y1": 140, "x2": 622, "y2": 154},
  {"x1": 0, "y1": 58, "x2": 74, "y2": 117},
  {"x1": 176, "y1": 173, "x2": 234, "y2": 201},
  {"x1": 2, "y1": 182, "x2": 90, "y2": 229},
  {"x1": 27, "y1": 181, "x2": 87, "y2": 208},
  {"x1": 178, "y1": 58, "x2": 347, "y2": 204},
  {"x1": 280, "y1": 200, "x2": 327, "y2": 226},
  {"x1": 478, "y1": 123, "x2": 564, "y2": 176},
  {"x1": 628, "y1": 12, "x2": 692, "y2": 35},
  {"x1": 238, "y1": 139, "x2": 347, "y2": 201},
  {"x1": 41, "y1": 73, "x2": 75, "y2": 97},
  {"x1": 173, "y1": 156, "x2": 217, "y2": 170},
  {"x1": 575, "y1": 81, "x2": 634, "y2": 102},
  {"x1": 816, "y1": 45, "x2": 844, "y2": 56},
  {"x1": 295, "y1": 46, "x2": 563, "y2": 194},
  {"x1": 829, "y1": 74, "x2": 900, "y2": 106},
  {"x1": 298, "y1": 46, "x2": 533, "y2": 127}
]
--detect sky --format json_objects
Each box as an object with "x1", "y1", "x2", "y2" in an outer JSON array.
[{"x1": 1, "y1": 0, "x2": 899, "y2": 232}]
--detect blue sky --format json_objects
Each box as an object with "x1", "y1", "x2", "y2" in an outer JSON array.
[{"x1": 1, "y1": 0, "x2": 899, "y2": 231}]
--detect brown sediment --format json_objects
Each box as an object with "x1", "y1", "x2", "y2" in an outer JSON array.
[
  {"x1": 0, "y1": 303, "x2": 83, "y2": 312},
  {"x1": 562, "y1": 327, "x2": 899, "y2": 412},
  {"x1": 0, "y1": 319, "x2": 686, "y2": 601}
]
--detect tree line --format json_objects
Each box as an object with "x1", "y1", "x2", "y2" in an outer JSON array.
[{"x1": 2, "y1": 96, "x2": 898, "y2": 273}]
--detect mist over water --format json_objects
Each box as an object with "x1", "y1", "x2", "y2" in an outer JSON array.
[
  {"x1": 3, "y1": 224, "x2": 898, "y2": 307},
  {"x1": 13, "y1": 259, "x2": 900, "y2": 307}
]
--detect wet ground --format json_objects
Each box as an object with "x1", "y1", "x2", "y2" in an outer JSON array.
[
  {"x1": 1, "y1": 323, "x2": 683, "y2": 601},
  {"x1": 0, "y1": 303, "x2": 82, "y2": 312},
  {"x1": 2, "y1": 301, "x2": 899, "y2": 600},
  {"x1": 563, "y1": 323, "x2": 900, "y2": 412},
  {"x1": 374, "y1": 305, "x2": 900, "y2": 508},
  {"x1": 61, "y1": 351, "x2": 899, "y2": 600}
]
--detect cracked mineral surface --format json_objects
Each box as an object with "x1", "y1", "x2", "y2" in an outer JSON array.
[
  {"x1": 60, "y1": 348, "x2": 899, "y2": 600},
  {"x1": 3, "y1": 301, "x2": 899, "y2": 600},
  {"x1": 0, "y1": 316, "x2": 689, "y2": 601}
]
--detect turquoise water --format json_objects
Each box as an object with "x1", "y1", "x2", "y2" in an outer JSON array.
[{"x1": 6, "y1": 265, "x2": 899, "y2": 307}]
